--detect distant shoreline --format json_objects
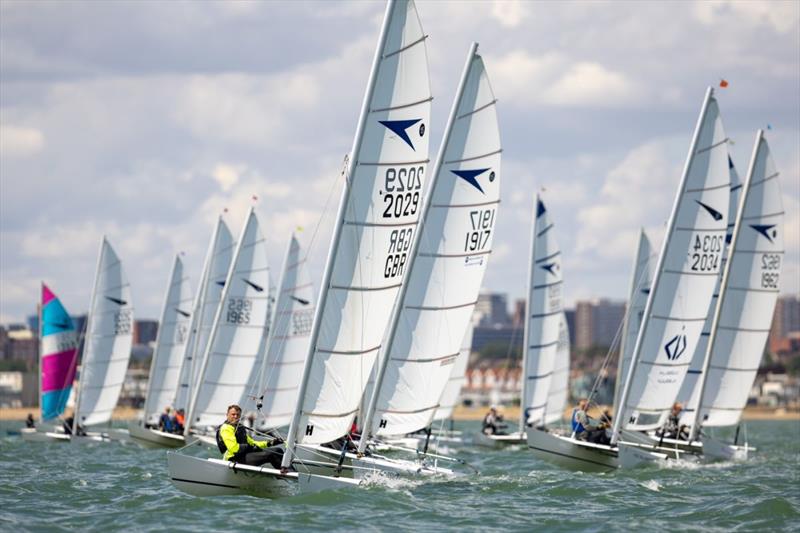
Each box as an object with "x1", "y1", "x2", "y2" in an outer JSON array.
[{"x1": 2, "y1": 405, "x2": 797, "y2": 422}]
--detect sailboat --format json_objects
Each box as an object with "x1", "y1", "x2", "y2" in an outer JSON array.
[
  {"x1": 476, "y1": 194, "x2": 562, "y2": 448},
  {"x1": 68, "y1": 237, "x2": 135, "y2": 443},
  {"x1": 527, "y1": 86, "x2": 731, "y2": 471},
  {"x1": 21, "y1": 284, "x2": 81, "y2": 443},
  {"x1": 357, "y1": 41, "x2": 501, "y2": 471},
  {"x1": 128, "y1": 255, "x2": 193, "y2": 448},
  {"x1": 685, "y1": 130, "x2": 784, "y2": 460},
  {"x1": 254, "y1": 233, "x2": 314, "y2": 431},
  {"x1": 168, "y1": 0, "x2": 429, "y2": 497}
]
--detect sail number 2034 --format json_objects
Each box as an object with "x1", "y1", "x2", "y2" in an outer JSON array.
[
  {"x1": 690, "y1": 234, "x2": 723, "y2": 272},
  {"x1": 465, "y1": 208, "x2": 496, "y2": 252}
]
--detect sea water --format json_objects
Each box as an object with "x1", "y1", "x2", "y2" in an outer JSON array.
[{"x1": 1, "y1": 420, "x2": 798, "y2": 531}]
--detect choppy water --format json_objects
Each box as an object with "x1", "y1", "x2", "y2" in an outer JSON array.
[{"x1": 1, "y1": 420, "x2": 798, "y2": 531}]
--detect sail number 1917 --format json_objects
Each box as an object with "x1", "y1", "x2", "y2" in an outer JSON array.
[{"x1": 465, "y1": 208, "x2": 496, "y2": 252}]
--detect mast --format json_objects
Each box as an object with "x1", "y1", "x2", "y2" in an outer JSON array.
[
  {"x1": 611, "y1": 87, "x2": 715, "y2": 444},
  {"x1": 359, "y1": 42, "x2": 479, "y2": 453},
  {"x1": 689, "y1": 130, "x2": 760, "y2": 441},
  {"x1": 37, "y1": 283, "x2": 43, "y2": 424},
  {"x1": 72, "y1": 236, "x2": 106, "y2": 437},
  {"x1": 519, "y1": 194, "x2": 539, "y2": 432},
  {"x1": 282, "y1": 0, "x2": 397, "y2": 469},
  {"x1": 142, "y1": 255, "x2": 179, "y2": 426},
  {"x1": 186, "y1": 208, "x2": 252, "y2": 432}
]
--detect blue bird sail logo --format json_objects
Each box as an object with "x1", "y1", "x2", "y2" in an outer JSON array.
[{"x1": 379, "y1": 119, "x2": 424, "y2": 150}]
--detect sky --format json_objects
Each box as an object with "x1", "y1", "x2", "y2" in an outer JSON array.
[{"x1": 1, "y1": 0, "x2": 798, "y2": 324}]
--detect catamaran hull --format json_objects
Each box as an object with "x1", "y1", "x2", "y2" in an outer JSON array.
[
  {"x1": 128, "y1": 421, "x2": 186, "y2": 449},
  {"x1": 526, "y1": 428, "x2": 619, "y2": 472},
  {"x1": 472, "y1": 431, "x2": 525, "y2": 448},
  {"x1": 296, "y1": 444, "x2": 457, "y2": 478},
  {"x1": 166, "y1": 453, "x2": 360, "y2": 498},
  {"x1": 20, "y1": 427, "x2": 71, "y2": 443},
  {"x1": 701, "y1": 435, "x2": 750, "y2": 461}
]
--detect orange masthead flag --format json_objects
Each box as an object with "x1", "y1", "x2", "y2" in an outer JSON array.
[{"x1": 719, "y1": 79, "x2": 729, "y2": 88}]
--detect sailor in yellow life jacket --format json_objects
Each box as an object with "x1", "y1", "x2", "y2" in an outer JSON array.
[{"x1": 216, "y1": 404, "x2": 285, "y2": 470}]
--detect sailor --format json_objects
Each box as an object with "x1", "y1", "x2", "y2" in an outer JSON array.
[
  {"x1": 482, "y1": 406, "x2": 506, "y2": 435},
  {"x1": 159, "y1": 406, "x2": 174, "y2": 433},
  {"x1": 661, "y1": 402, "x2": 689, "y2": 440},
  {"x1": 216, "y1": 404, "x2": 285, "y2": 471},
  {"x1": 63, "y1": 415, "x2": 86, "y2": 436},
  {"x1": 571, "y1": 399, "x2": 610, "y2": 445},
  {"x1": 173, "y1": 409, "x2": 185, "y2": 433},
  {"x1": 25, "y1": 413, "x2": 35, "y2": 429}
]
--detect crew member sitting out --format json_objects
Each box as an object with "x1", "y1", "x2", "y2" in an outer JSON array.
[
  {"x1": 173, "y1": 409, "x2": 185, "y2": 434},
  {"x1": 25, "y1": 413, "x2": 35, "y2": 429},
  {"x1": 482, "y1": 406, "x2": 507, "y2": 435},
  {"x1": 571, "y1": 399, "x2": 611, "y2": 445},
  {"x1": 659, "y1": 402, "x2": 689, "y2": 441},
  {"x1": 159, "y1": 406, "x2": 174, "y2": 433},
  {"x1": 216, "y1": 404, "x2": 286, "y2": 471}
]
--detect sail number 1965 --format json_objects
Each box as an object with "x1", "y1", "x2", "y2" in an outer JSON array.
[{"x1": 465, "y1": 208, "x2": 496, "y2": 252}]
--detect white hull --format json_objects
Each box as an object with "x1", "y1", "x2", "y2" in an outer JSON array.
[
  {"x1": 21, "y1": 426, "x2": 113, "y2": 444},
  {"x1": 297, "y1": 444, "x2": 457, "y2": 478},
  {"x1": 472, "y1": 431, "x2": 525, "y2": 448},
  {"x1": 167, "y1": 452, "x2": 360, "y2": 498},
  {"x1": 526, "y1": 428, "x2": 619, "y2": 472},
  {"x1": 128, "y1": 421, "x2": 186, "y2": 449},
  {"x1": 701, "y1": 434, "x2": 750, "y2": 461}
]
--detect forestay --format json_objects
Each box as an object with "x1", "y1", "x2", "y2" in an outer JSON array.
[
  {"x1": 695, "y1": 131, "x2": 783, "y2": 427},
  {"x1": 677, "y1": 156, "x2": 741, "y2": 427},
  {"x1": 75, "y1": 238, "x2": 134, "y2": 427},
  {"x1": 188, "y1": 208, "x2": 271, "y2": 430},
  {"x1": 521, "y1": 196, "x2": 563, "y2": 428},
  {"x1": 365, "y1": 43, "x2": 501, "y2": 439},
  {"x1": 257, "y1": 234, "x2": 314, "y2": 428},
  {"x1": 286, "y1": 0, "x2": 431, "y2": 448},
  {"x1": 613, "y1": 230, "x2": 656, "y2": 409},
  {"x1": 544, "y1": 312, "x2": 570, "y2": 425},
  {"x1": 615, "y1": 87, "x2": 730, "y2": 434},
  {"x1": 434, "y1": 324, "x2": 474, "y2": 422},
  {"x1": 142, "y1": 256, "x2": 193, "y2": 425},
  {"x1": 173, "y1": 218, "x2": 235, "y2": 413},
  {"x1": 40, "y1": 284, "x2": 80, "y2": 422}
]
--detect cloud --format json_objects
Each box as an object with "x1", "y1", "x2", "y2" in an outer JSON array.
[
  {"x1": 490, "y1": 0, "x2": 529, "y2": 28},
  {"x1": 693, "y1": 0, "x2": 799, "y2": 34},
  {"x1": 212, "y1": 163, "x2": 241, "y2": 192},
  {"x1": 0, "y1": 125, "x2": 44, "y2": 157}
]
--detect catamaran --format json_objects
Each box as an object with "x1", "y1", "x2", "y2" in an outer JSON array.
[
  {"x1": 679, "y1": 130, "x2": 784, "y2": 460},
  {"x1": 21, "y1": 284, "x2": 81, "y2": 443},
  {"x1": 527, "y1": 87, "x2": 731, "y2": 471},
  {"x1": 129, "y1": 255, "x2": 193, "y2": 448},
  {"x1": 167, "y1": 0, "x2": 428, "y2": 497}
]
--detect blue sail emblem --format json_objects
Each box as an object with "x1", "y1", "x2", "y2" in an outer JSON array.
[
  {"x1": 750, "y1": 224, "x2": 777, "y2": 244},
  {"x1": 695, "y1": 200, "x2": 723, "y2": 221},
  {"x1": 540, "y1": 262, "x2": 558, "y2": 275},
  {"x1": 664, "y1": 334, "x2": 687, "y2": 361},
  {"x1": 379, "y1": 119, "x2": 422, "y2": 150},
  {"x1": 451, "y1": 168, "x2": 492, "y2": 194}
]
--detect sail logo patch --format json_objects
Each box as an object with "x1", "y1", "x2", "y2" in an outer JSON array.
[
  {"x1": 242, "y1": 278, "x2": 264, "y2": 292},
  {"x1": 695, "y1": 200, "x2": 723, "y2": 221},
  {"x1": 175, "y1": 308, "x2": 191, "y2": 318},
  {"x1": 290, "y1": 295, "x2": 310, "y2": 306},
  {"x1": 105, "y1": 296, "x2": 128, "y2": 306},
  {"x1": 664, "y1": 334, "x2": 687, "y2": 361},
  {"x1": 537, "y1": 199, "x2": 546, "y2": 218},
  {"x1": 540, "y1": 262, "x2": 559, "y2": 276},
  {"x1": 452, "y1": 168, "x2": 493, "y2": 194},
  {"x1": 379, "y1": 119, "x2": 423, "y2": 150},
  {"x1": 750, "y1": 224, "x2": 777, "y2": 243}
]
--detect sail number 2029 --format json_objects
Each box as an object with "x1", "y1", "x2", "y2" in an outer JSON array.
[
  {"x1": 465, "y1": 208, "x2": 496, "y2": 252},
  {"x1": 382, "y1": 166, "x2": 423, "y2": 219}
]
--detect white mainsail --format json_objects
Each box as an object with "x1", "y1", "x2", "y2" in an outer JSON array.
[
  {"x1": 613, "y1": 87, "x2": 730, "y2": 436},
  {"x1": 613, "y1": 230, "x2": 656, "y2": 409},
  {"x1": 693, "y1": 130, "x2": 784, "y2": 429},
  {"x1": 173, "y1": 217, "x2": 235, "y2": 413},
  {"x1": 257, "y1": 234, "x2": 314, "y2": 428},
  {"x1": 187, "y1": 208, "x2": 271, "y2": 430},
  {"x1": 434, "y1": 323, "x2": 474, "y2": 422},
  {"x1": 142, "y1": 255, "x2": 193, "y2": 425},
  {"x1": 284, "y1": 0, "x2": 431, "y2": 451},
  {"x1": 363, "y1": 43, "x2": 501, "y2": 439},
  {"x1": 678, "y1": 155, "x2": 742, "y2": 427},
  {"x1": 545, "y1": 311, "x2": 570, "y2": 425},
  {"x1": 75, "y1": 237, "x2": 134, "y2": 427},
  {"x1": 521, "y1": 195, "x2": 564, "y2": 428}
]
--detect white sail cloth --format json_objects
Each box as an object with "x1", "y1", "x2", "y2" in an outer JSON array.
[
  {"x1": 522, "y1": 196, "x2": 564, "y2": 427},
  {"x1": 613, "y1": 230, "x2": 656, "y2": 409},
  {"x1": 678, "y1": 156, "x2": 742, "y2": 427},
  {"x1": 257, "y1": 235, "x2": 314, "y2": 428},
  {"x1": 188, "y1": 209, "x2": 271, "y2": 429},
  {"x1": 545, "y1": 312, "x2": 570, "y2": 425},
  {"x1": 434, "y1": 324, "x2": 474, "y2": 422},
  {"x1": 368, "y1": 46, "x2": 501, "y2": 438},
  {"x1": 76, "y1": 238, "x2": 134, "y2": 427},
  {"x1": 173, "y1": 218, "x2": 235, "y2": 412},
  {"x1": 696, "y1": 131, "x2": 784, "y2": 427},
  {"x1": 290, "y1": 0, "x2": 432, "y2": 445},
  {"x1": 619, "y1": 88, "x2": 730, "y2": 432},
  {"x1": 143, "y1": 256, "x2": 193, "y2": 425}
]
